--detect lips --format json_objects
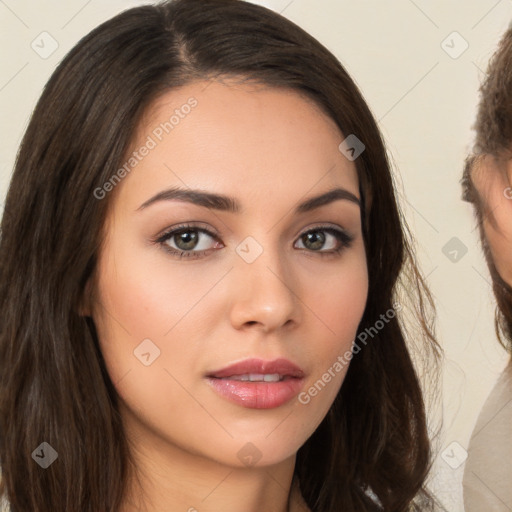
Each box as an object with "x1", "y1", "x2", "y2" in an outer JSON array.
[
  {"x1": 206, "y1": 358, "x2": 305, "y2": 409},
  {"x1": 208, "y1": 358, "x2": 305, "y2": 379}
]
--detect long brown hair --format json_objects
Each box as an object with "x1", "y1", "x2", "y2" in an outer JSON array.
[
  {"x1": 0, "y1": 1, "x2": 439, "y2": 510},
  {"x1": 461, "y1": 26, "x2": 512, "y2": 353}
]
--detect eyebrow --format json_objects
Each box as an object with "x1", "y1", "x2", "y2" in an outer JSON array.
[{"x1": 137, "y1": 186, "x2": 360, "y2": 213}]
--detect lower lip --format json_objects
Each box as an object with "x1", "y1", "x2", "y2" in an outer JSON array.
[{"x1": 206, "y1": 377, "x2": 304, "y2": 409}]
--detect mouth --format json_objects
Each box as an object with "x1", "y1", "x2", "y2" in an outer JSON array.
[
  {"x1": 206, "y1": 358, "x2": 305, "y2": 409},
  {"x1": 220, "y1": 373, "x2": 289, "y2": 382}
]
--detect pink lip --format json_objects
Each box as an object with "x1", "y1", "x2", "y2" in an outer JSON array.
[{"x1": 206, "y1": 358, "x2": 305, "y2": 409}]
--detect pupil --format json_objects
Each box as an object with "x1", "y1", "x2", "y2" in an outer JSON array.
[
  {"x1": 176, "y1": 230, "x2": 198, "y2": 250},
  {"x1": 305, "y1": 231, "x2": 324, "y2": 250}
]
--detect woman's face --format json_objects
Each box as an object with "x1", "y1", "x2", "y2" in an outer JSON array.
[
  {"x1": 88, "y1": 80, "x2": 368, "y2": 469},
  {"x1": 470, "y1": 155, "x2": 512, "y2": 286}
]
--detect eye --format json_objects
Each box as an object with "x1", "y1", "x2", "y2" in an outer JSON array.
[
  {"x1": 155, "y1": 223, "x2": 222, "y2": 259},
  {"x1": 294, "y1": 226, "x2": 354, "y2": 256}
]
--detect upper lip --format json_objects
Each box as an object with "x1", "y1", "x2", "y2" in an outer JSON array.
[{"x1": 207, "y1": 358, "x2": 305, "y2": 379}]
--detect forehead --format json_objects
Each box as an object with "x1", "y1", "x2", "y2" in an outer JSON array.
[{"x1": 115, "y1": 79, "x2": 360, "y2": 210}]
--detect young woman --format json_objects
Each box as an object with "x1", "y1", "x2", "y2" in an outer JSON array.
[
  {"x1": 0, "y1": 0, "x2": 440, "y2": 510},
  {"x1": 461, "y1": 25, "x2": 512, "y2": 512}
]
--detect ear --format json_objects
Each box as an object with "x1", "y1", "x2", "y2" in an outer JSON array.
[{"x1": 471, "y1": 155, "x2": 512, "y2": 286}]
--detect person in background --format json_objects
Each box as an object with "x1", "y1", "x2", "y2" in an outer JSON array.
[{"x1": 461, "y1": 24, "x2": 512, "y2": 512}]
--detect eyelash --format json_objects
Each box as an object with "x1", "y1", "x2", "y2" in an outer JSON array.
[{"x1": 153, "y1": 222, "x2": 354, "y2": 260}]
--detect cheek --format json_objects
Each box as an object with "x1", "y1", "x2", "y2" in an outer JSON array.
[
  {"x1": 323, "y1": 264, "x2": 367, "y2": 328},
  {"x1": 91, "y1": 239, "x2": 232, "y2": 388},
  {"x1": 295, "y1": 267, "x2": 367, "y2": 436},
  {"x1": 93, "y1": 241, "x2": 214, "y2": 339},
  {"x1": 483, "y1": 222, "x2": 512, "y2": 287},
  {"x1": 308, "y1": 249, "x2": 368, "y2": 346},
  {"x1": 300, "y1": 248, "x2": 368, "y2": 397},
  {"x1": 91, "y1": 255, "x2": 212, "y2": 434},
  {"x1": 94, "y1": 262, "x2": 168, "y2": 341},
  {"x1": 90, "y1": 241, "x2": 176, "y2": 384}
]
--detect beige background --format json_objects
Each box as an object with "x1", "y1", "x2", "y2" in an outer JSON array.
[{"x1": 1, "y1": 1, "x2": 511, "y2": 510}]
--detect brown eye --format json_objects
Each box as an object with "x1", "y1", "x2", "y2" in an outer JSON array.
[
  {"x1": 295, "y1": 227, "x2": 354, "y2": 255},
  {"x1": 155, "y1": 224, "x2": 222, "y2": 259},
  {"x1": 172, "y1": 230, "x2": 201, "y2": 251},
  {"x1": 301, "y1": 231, "x2": 326, "y2": 251}
]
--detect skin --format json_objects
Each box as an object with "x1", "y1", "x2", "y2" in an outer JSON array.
[
  {"x1": 470, "y1": 154, "x2": 512, "y2": 286},
  {"x1": 83, "y1": 79, "x2": 368, "y2": 512}
]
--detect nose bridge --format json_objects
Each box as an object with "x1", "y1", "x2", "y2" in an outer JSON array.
[{"x1": 230, "y1": 233, "x2": 299, "y2": 330}]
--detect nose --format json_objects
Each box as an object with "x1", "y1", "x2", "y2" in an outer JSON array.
[{"x1": 228, "y1": 241, "x2": 300, "y2": 334}]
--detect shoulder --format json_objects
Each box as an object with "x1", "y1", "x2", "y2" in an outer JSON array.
[
  {"x1": 463, "y1": 359, "x2": 512, "y2": 511},
  {"x1": 0, "y1": 490, "x2": 10, "y2": 512},
  {"x1": 0, "y1": 468, "x2": 10, "y2": 511}
]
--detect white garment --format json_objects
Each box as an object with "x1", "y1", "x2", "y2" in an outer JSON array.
[
  {"x1": 463, "y1": 358, "x2": 512, "y2": 511},
  {"x1": 0, "y1": 467, "x2": 9, "y2": 511}
]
